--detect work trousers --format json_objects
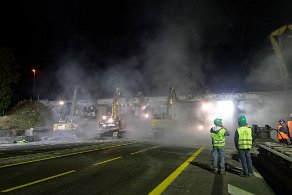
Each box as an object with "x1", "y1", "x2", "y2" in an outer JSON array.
[
  {"x1": 211, "y1": 146, "x2": 225, "y2": 171},
  {"x1": 238, "y1": 149, "x2": 253, "y2": 175}
]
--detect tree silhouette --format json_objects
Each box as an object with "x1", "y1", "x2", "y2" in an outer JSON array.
[{"x1": 0, "y1": 47, "x2": 20, "y2": 115}]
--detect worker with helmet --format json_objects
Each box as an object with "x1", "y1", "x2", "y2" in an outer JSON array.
[
  {"x1": 276, "y1": 119, "x2": 290, "y2": 144},
  {"x1": 287, "y1": 113, "x2": 292, "y2": 143},
  {"x1": 234, "y1": 115, "x2": 254, "y2": 177},
  {"x1": 210, "y1": 118, "x2": 230, "y2": 175}
]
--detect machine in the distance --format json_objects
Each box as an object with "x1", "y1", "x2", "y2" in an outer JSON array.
[
  {"x1": 151, "y1": 85, "x2": 178, "y2": 137},
  {"x1": 53, "y1": 86, "x2": 79, "y2": 137},
  {"x1": 98, "y1": 88, "x2": 126, "y2": 137}
]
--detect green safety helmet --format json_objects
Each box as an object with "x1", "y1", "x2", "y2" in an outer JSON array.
[
  {"x1": 214, "y1": 118, "x2": 222, "y2": 126},
  {"x1": 238, "y1": 115, "x2": 247, "y2": 126}
]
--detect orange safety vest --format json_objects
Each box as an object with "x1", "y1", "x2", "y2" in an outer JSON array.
[
  {"x1": 287, "y1": 121, "x2": 292, "y2": 138},
  {"x1": 276, "y1": 124, "x2": 289, "y2": 140}
]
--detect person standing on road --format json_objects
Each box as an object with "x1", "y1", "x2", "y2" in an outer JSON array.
[
  {"x1": 234, "y1": 115, "x2": 254, "y2": 177},
  {"x1": 210, "y1": 118, "x2": 230, "y2": 175}
]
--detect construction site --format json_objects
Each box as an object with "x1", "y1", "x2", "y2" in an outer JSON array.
[{"x1": 0, "y1": 23, "x2": 292, "y2": 194}]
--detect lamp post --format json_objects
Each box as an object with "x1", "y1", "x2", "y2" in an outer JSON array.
[{"x1": 32, "y1": 69, "x2": 36, "y2": 100}]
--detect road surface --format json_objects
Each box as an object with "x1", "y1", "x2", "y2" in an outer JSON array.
[{"x1": 0, "y1": 139, "x2": 276, "y2": 194}]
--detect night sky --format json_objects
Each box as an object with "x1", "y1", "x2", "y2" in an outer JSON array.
[{"x1": 1, "y1": 0, "x2": 292, "y2": 101}]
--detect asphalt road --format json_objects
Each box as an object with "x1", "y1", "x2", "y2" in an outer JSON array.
[{"x1": 0, "y1": 139, "x2": 276, "y2": 195}]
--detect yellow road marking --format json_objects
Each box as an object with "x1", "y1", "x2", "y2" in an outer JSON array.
[
  {"x1": 148, "y1": 146, "x2": 204, "y2": 195},
  {"x1": 94, "y1": 156, "x2": 123, "y2": 165},
  {"x1": 1, "y1": 170, "x2": 76, "y2": 192},
  {"x1": 130, "y1": 145, "x2": 161, "y2": 155},
  {"x1": 0, "y1": 142, "x2": 137, "y2": 169},
  {"x1": 1, "y1": 144, "x2": 161, "y2": 192}
]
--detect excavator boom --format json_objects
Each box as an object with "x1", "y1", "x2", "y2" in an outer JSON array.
[
  {"x1": 165, "y1": 85, "x2": 179, "y2": 119},
  {"x1": 111, "y1": 88, "x2": 121, "y2": 119},
  {"x1": 269, "y1": 24, "x2": 292, "y2": 79},
  {"x1": 69, "y1": 86, "x2": 79, "y2": 122}
]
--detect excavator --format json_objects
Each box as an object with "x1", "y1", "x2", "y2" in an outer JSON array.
[
  {"x1": 151, "y1": 85, "x2": 178, "y2": 137},
  {"x1": 53, "y1": 86, "x2": 79, "y2": 137},
  {"x1": 269, "y1": 24, "x2": 292, "y2": 79},
  {"x1": 98, "y1": 88, "x2": 126, "y2": 138},
  {"x1": 249, "y1": 26, "x2": 292, "y2": 192}
]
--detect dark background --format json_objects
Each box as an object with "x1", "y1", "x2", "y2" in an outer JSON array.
[{"x1": 1, "y1": 0, "x2": 292, "y2": 101}]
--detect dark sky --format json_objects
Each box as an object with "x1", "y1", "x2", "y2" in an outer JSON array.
[{"x1": 1, "y1": 0, "x2": 292, "y2": 100}]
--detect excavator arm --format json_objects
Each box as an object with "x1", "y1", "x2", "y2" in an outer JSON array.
[
  {"x1": 165, "y1": 85, "x2": 179, "y2": 119},
  {"x1": 269, "y1": 24, "x2": 292, "y2": 79},
  {"x1": 69, "y1": 86, "x2": 79, "y2": 122},
  {"x1": 111, "y1": 88, "x2": 121, "y2": 119}
]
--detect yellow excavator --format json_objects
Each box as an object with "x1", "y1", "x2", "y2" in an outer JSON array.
[
  {"x1": 151, "y1": 85, "x2": 178, "y2": 137},
  {"x1": 269, "y1": 24, "x2": 292, "y2": 79},
  {"x1": 98, "y1": 88, "x2": 126, "y2": 137},
  {"x1": 53, "y1": 86, "x2": 79, "y2": 137}
]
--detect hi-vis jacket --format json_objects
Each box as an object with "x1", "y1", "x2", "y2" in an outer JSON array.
[
  {"x1": 287, "y1": 120, "x2": 292, "y2": 138},
  {"x1": 276, "y1": 124, "x2": 289, "y2": 140},
  {"x1": 234, "y1": 126, "x2": 253, "y2": 150},
  {"x1": 210, "y1": 126, "x2": 230, "y2": 147}
]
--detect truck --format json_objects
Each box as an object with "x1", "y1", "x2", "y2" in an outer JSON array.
[{"x1": 98, "y1": 88, "x2": 126, "y2": 138}]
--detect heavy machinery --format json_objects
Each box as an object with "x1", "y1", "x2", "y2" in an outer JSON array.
[
  {"x1": 52, "y1": 86, "x2": 79, "y2": 137},
  {"x1": 269, "y1": 24, "x2": 292, "y2": 79},
  {"x1": 252, "y1": 124, "x2": 292, "y2": 192},
  {"x1": 98, "y1": 88, "x2": 126, "y2": 137},
  {"x1": 151, "y1": 85, "x2": 178, "y2": 137}
]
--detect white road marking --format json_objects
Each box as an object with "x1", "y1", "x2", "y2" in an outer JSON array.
[
  {"x1": 253, "y1": 172, "x2": 263, "y2": 179},
  {"x1": 228, "y1": 184, "x2": 255, "y2": 195}
]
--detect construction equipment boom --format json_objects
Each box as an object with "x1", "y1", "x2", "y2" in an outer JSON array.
[
  {"x1": 98, "y1": 88, "x2": 125, "y2": 137},
  {"x1": 151, "y1": 85, "x2": 179, "y2": 137},
  {"x1": 69, "y1": 86, "x2": 79, "y2": 122},
  {"x1": 269, "y1": 24, "x2": 292, "y2": 79}
]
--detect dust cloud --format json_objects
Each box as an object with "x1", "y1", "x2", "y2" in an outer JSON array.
[{"x1": 38, "y1": 1, "x2": 292, "y2": 145}]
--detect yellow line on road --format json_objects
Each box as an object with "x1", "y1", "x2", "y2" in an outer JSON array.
[
  {"x1": 1, "y1": 170, "x2": 76, "y2": 192},
  {"x1": 148, "y1": 146, "x2": 204, "y2": 195},
  {"x1": 94, "y1": 156, "x2": 123, "y2": 165},
  {"x1": 0, "y1": 142, "x2": 137, "y2": 169},
  {"x1": 130, "y1": 145, "x2": 161, "y2": 155}
]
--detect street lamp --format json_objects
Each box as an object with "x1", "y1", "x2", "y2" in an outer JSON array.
[{"x1": 32, "y1": 69, "x2": 36, "y2": 100}]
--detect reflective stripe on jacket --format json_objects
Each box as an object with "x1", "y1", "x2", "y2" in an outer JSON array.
[
  {"x1": 211, "y1": 128, "x2": 226, "y2": 147},
  {"x1": 236, "y1": 126, "x2": 252, "y2": 149}
]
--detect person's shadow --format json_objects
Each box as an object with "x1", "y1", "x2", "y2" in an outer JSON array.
[{"x1": 190, "y1": 161, "x2": 243, "y2": 176}]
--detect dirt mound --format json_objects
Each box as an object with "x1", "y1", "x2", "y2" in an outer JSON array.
[{"x1": 0, "y1": 100, "x2": 54, "y2": 131}]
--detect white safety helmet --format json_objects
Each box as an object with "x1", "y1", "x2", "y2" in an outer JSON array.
[{"x1": 290, "y1": 113, "x2": 292, "y2": 118}]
